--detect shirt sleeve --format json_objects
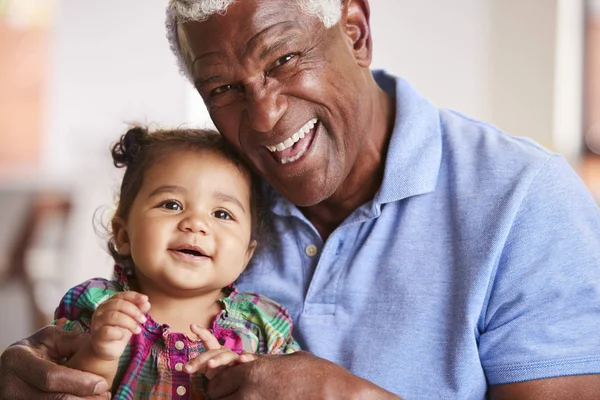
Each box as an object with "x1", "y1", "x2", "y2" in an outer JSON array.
[
  {"x1": 479, "y1": 155, "x2": 600, "y2": 385},
  {"x1": 52, "y1": 278, "x2": 122, "y2": 333}
]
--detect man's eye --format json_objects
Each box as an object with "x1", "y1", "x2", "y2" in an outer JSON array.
[
  {"x1": 161, "y1": 201, "x2": 182, "y2": 211},
  {"x1": 212, "y1": 210, "x2": 232, "y2": 220},
  {"x1": 272, "y1": 53, "x2": 297, "y2": 68},
  {"x1": 212, "y1": 84, "x2": 238, "y2": 96}
]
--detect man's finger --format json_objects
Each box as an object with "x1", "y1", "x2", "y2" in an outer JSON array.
[
  {"x1": 28, "y1": 325, "x2": 89, "y2": 361},
  {"x1": 4, "y1": 345, "x2": 108, "y2": 396},
  {"x1": 0, "y1": 370, "x2": 109, "y2": 400},
  {"x1": 0, "y1": 377, "x2": 110, "y2": 400}
]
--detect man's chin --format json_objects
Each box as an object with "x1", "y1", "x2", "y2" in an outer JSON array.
[
  {"x1": 261, "y1": 161, "x2": 343, "y2": 207},
  {"x1": 276, "y1": 184, "x2": 337, "y2": 208}
]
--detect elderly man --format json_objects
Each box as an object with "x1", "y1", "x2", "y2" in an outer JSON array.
[{"x1": 2, "y1": 0, "x2": 600, "y2": 399}]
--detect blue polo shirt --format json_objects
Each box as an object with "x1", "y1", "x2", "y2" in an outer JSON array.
[{"x1": 236, "y1": 71, "x2": 600, "y2": 399}]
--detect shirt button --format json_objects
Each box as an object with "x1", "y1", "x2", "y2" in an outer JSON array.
[
  {"x1": 174, "y1": 340, "x2": 185, "y2": 350},
  {"x1": 305, "y1": 244, "x2": 318, "y2": 257},
  {"x1": 175, "y1": 362, "x2": 184, "y2": 371},
  {"x1": 176, "y1": 385, "x2": 187, "y2": 396}
]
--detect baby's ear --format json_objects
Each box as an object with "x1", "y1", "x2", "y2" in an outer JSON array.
[
  {"x1": 112, "y1": 217, "x2": 131, "y2": 255},
  {"x1": 243, "y1": 240, "x2": 257, "y2": 269}
]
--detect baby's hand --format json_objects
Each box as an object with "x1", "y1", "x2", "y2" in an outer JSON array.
[
  {"x1": 184, "y1": 324, "x2": 257, "y2": 379},
  {"x1": 89, "y1": 291, "x2": 150, "y2": 361}
]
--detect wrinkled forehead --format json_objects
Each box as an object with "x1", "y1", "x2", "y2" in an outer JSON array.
[
  {"x1": 178, "y1": 0, "x2": 309, "y2": 48},
  {"x1": 176, "y1": 0, "x2": 318, "y2": 70}
]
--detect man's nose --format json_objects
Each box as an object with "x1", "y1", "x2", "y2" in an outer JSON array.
[
  {"x1": 245, "y1": 81, "x2": 287, "y2": 133},
  {"x1": 178, "y1": 213, "x2": 210, "y2": 234}
]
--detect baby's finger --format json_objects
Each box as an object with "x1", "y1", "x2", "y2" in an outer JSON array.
[
  {"x1": 118, "y1": 290, "x2": 152, "y2": 311},
  {"x1": 203, "y1": 351, "x2": 243, "y2": 380},
  {"x1": 238, "y1": 352, "x2": 258, "y2": 363},
  {"x1": 137, "y1": 299, "x2": 151, "y2": 314},
  {"x1": 108, "y1": 290, "x2": 148, "y2": 305},
  {"x1": 190, "y1": 325, "x2": 221, "y2": 350},
  {"x1": 93, "y1": 325, "x2": 129, "y2": 342},
  {"x1": 183, "y1": 348, "x2": 230, "y2": 374},
  {"x1": 92, "y1": 310, "x2": 142, "y2": 335},
  {"x1": 206, "y1": 349, "x2": 240, "y2": 370},
  {"x1": 98, "y1": 296, "x2": 147, "y2": 325}
]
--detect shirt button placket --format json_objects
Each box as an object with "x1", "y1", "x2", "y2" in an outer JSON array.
[
  {"x1": 171, "y1": 335, "x2": 189, "y2": 398},
  {"x1": 177, "y1": 386, "x2": 187, "y2": 396}
]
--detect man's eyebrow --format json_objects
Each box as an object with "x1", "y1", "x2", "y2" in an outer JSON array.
[
  {"x1": 214, "y1": 191, "x2": 246, "y2": 212},
  {"x1": 191, "y1": 51, "x2": 223, "y2": 71},
  {"x1": 258, "y1": 34, "x2": 300, "y2": 60},
  {"x1": 148, "y1": 185, "x2": 186, "y2": 197},
  {"x1": 242, "y1": 22, "x2": 301, "y2": 60},
  {"x1": 195, "y1": 74, "x2": 223, "y2": 88}
]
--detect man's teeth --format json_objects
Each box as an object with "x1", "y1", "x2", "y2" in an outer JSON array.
[{"x1": 267, "y1": 118, "x2": 317, "y2": 153}]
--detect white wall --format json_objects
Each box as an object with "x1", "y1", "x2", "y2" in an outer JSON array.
[
  {"x1": 42, "y1": 0, "x2": 190, "y2": 177},
  {"x1": 370, "y1": 0, "x2": 559, "y2": 149},
  {"x1": 40, "y1": 0, "x2": 194, "y2": 294}
]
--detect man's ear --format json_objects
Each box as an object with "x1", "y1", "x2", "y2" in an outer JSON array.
[
  {"x1": 242, "y1": 240, "x2": 257, "y2": 270},
  {"x1": 112, "y1": 217, "x2": 131, "y2": 255},
  {"x1": 343, "y1": 0, "x2": 372, "y2": 67}
]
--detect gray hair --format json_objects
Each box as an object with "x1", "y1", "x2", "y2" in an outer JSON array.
[{"x1": 165, "y1": 0, "x2": 343, "y2": 83}]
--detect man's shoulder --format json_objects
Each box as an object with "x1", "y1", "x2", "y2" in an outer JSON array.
[
  {"x1": 439, "y1": 108, "x2": 553, "y2": 163},
  {"x1": 436, "y1": 109, "x2": 557, "y2": 186}
]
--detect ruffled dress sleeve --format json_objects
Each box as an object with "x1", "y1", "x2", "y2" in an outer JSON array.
[
  {"x1": 215, "y1": 289, "x2": 300, "y2": 355},
  {"x1": 52, "y1": 267, "x2": 125, "y2": 332}
]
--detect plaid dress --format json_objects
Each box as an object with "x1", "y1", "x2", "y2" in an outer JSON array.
[{"x1": 53, "y1": 265, "x2": 299, "y2": 399}]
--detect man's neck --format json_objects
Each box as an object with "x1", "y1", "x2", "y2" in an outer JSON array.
[
  {"x1": 300, "y1": 169, "x2": 383, "y2": 240},
  {"x1": 301, "y1": 86, "x2": 395, "y2": 240}
]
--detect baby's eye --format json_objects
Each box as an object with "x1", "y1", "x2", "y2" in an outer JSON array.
[
  {"x1": 161, "y1": 201, "x2": 182, "y2": 211},
  {"x1": 213, "y1": 210, "x2": 232, "y2": 220}
]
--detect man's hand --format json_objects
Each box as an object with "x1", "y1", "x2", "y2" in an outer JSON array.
[
  {"x1": 0, "y1": 325, "x2": 111, "y2": 400},
  {"x1": 206, "y1": 350, "x2": 401, "y2": 400},
  {"x1": 489, "y1": 374, "x2": 600, "y2": 400}
]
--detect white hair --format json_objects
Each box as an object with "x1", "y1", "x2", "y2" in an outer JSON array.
[{"x1": 165, "y1": 0, "x2": 343, "y2": 82}]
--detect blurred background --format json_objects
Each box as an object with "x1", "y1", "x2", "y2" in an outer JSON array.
[{"x1": 0, "y1": 0, "x2": 599, "y2": 349}]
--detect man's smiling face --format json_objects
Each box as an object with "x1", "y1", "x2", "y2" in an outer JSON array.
[{"x1": 177, "y1": 0, "x2": 373, "y2": 207}]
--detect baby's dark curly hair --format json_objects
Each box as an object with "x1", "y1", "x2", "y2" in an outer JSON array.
[{"x1": 108, "y1": 126, "x2": 268, "y2": 271}]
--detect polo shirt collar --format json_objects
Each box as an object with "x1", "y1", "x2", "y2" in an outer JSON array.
[{"x1": 373, "y1": 70, "x2": 442, "y2": 206}]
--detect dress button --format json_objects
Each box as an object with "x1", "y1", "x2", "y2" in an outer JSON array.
[
  {"x1": 174, "y1": 340, "x2": 185, "y2": 350},
  {"x1": 176, "y1": 385, "x2": 187, "y2": 396},
  {"x1": 305, "y1": 244, "x2": 318, "y2": 257},
  {"x1": 175, "y1": 362, "x2": 183, "y2": 371}
]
